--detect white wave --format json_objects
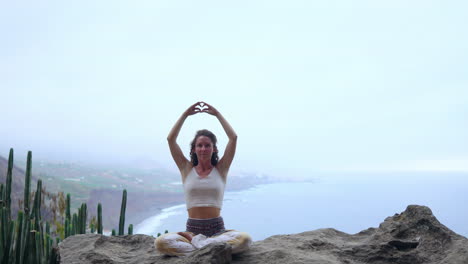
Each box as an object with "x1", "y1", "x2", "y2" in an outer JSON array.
[
  {"x1": 133, "y1": 184, "x2": 273, "y2": 236},
  {"x1": 134, "y1": 204, "x2": 186, "y2": 235}
]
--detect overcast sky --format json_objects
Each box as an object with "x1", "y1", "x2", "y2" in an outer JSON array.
[{"x1": 1, "y1": 1, "x2": 467, "y2": 178}]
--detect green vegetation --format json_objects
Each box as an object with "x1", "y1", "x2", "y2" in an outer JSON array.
[
  {"x1": 97, "y1": 203, "x2": 103, "y2": 234},
  {"x1": 118, "y1": 189, "x2": 127, "y2": 236},
  {"x1": 1, "y1": 148, "x2": 164, "y2": 264}
]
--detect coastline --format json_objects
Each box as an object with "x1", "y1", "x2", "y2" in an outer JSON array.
[
  {"x1": 133, "y1": 177, "x2": 468, "y2": 240},
  {"x1": 133, "y1": 180, "x2": 313, "y2": 235},
  {"x1": 131, "y1": 175, "x2": 284, "y2": 234},
  {"x1": 133, "y1": 183, "x2": 274, "y2": 235}
]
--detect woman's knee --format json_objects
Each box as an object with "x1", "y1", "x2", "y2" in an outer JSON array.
[
  {"x1": 208, "y1": 230, "x2": 252, "y2": 254},
  {"x1": 154, "y1": 233, "x2": 196, "y2": 256},
  {"x1": 227, "y1": 231, "x2": 252, "y2": 254}
]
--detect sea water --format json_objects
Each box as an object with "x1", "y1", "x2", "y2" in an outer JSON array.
[{"x1": 135, "y1": 173, "x2": 468, "y2": 241}]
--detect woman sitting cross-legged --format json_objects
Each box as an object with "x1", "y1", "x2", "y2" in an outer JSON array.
[{"x1": 155, "y1": 102, "x2": 252, "y2": 256}]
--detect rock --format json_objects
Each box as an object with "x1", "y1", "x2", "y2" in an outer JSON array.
[
  {"x1": 58, "y1": 234, "x2": 160, "y2": 264},
  {"x1": 181, "y1": 243, "x2": 232, "y2": 264},
  {"x1": 58, "y1": 205, "x2": 468, "y2": 264}
]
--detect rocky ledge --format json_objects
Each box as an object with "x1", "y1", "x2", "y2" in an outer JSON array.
[{"x1": 58, "y1": 205, "x2": 468, "y2": 264}]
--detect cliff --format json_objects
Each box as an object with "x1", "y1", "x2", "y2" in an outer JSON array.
[{"x1": 58, "y1": 205, "x2": 468, "y2": 264}]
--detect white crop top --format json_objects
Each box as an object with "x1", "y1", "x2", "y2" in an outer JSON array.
[{"x1": 183, "y1": 167, "x2": 226, "y2": 210}]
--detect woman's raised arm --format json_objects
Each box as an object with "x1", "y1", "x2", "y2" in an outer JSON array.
[
  {"x1": 202, "y1": 102, "x2": 237, "y2": 178},
  {"x1": 167, "y1": 102, "x2": 202, "y2": 174}
]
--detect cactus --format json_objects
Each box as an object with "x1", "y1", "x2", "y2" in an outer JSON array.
[
  {"x1": 118, "y1": 189, "x2": 127, "y2": 235},
  {"x1": 5, "y1": 148, "x2": 13, "y2": 221},
  {"x1": 76, "y1": 203, "x2": 88, "y2": 234},
  {"x1": 35, "y1": 231, "x2": 42, "y2": 264},
  {"x1": 32, "y1": 179, "x2": 43, "y2": 218},
  {"x1": 0, "y1": 183, "x2": 3, "y2": 204},
  {"x1": 77, "y1": 206, "x2": 82, "y2": 234},
  {"x1": 72, "y1": 213, "x2": 78, "y2": 236},
  {"x1": 1, "y1": 217, "x2": 15, "y2": 263},
  {"x1": 45, "y1": 234, "x2": 51, "y2": 262},
  {"x1": 49, "y1": 246, "x2": 58, "y2": 264},
  {"x1": 31, "y1": 179, "x2": 43, "y2": 238},
  {"x1": 0, "y1": 207, "x2": 6, "y2": 262},
  {"x1": 19, "y1": 151, "x2": 33, "y2": 264},
  {"x1": 1, "y1": 149, "x2": 134, "y2": 264},
  {"x1": 24, "y1": 151, "x2": 32, "y2": 215},
  {"x1": 46, "y1": 221, "x2": 50, "y2": 235},
  {"x1": 66, "y1": 193, "x2": 71, "y2": 222},
  {"x1": 14, "y1": 211, "x2": 23, "y2": 264},
  {"x1": 97, "y1": 203, "x2": 103, "y2": 234},
  {"x1": 1, "y1": 150, "x2": 64, "y2": 264},
  {"x1": 21, "y1": 219, "x2": 31, "y2": 263},
  {"x1": 64, "y1": 218, "x2": 70, "y2": 238},
  {"x1": 82, "y1": 203, "x2": 87, "y2": 234},
  {"x1": 7, "y1": 220, "x2": 16, "y2": 264}
]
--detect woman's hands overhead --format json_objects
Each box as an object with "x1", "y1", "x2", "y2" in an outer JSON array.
[
  {"x1": 184, "y1": 102, "x2": 219, "y2": 117},
  {"x1": 200, "y1": 102, "x2": 219, "y2": 116},
  {"x1": 184, "y1": 102, "x2": 204, "y2": 116}
]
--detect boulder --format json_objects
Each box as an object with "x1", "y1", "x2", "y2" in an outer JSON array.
[{"x1": 58, "y1": 205, "x2": 468, "y2": 264}]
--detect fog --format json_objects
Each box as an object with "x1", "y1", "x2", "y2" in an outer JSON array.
[{"x1": 1, "y1": 1, "x2": 468, "y2": 178}]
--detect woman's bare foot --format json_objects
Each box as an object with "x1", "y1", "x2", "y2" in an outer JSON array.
[{"x1": 177, "y1": 232, "x2": 193, "y2": 242}]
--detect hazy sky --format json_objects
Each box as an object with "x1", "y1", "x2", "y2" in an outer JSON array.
[{"x1": 1, "y1": 1, "x2": 467, "y2": 178}]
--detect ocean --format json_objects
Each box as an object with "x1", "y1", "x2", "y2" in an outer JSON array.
[{"x1": 134, "y1": 173, "x2": 468, "y2": 241}]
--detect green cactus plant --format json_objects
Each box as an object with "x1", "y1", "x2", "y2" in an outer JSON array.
[
  {"x1": 5, "y1": 148, "x2": 13, "y2": 221},
  {"x1": 35, "y1": 231, "x2": 42, "y2": 264},
  {"x1": 19, "y1": 151, "x2": 33, "y2": 264},
  {"x1": 81, "y1": 203, "x2": 87, "y2": 234},
  {"x1": 24, "y1": 151, "x2": 32, "y2": 215},
  {"x1": 0, "y1": 183, "x2": 4, "y2": 204},
  {"x1": 66, "y1": 193, "x2": 71, "y2": 222},
  {"x1": 31, "y1": 179, "x2": 43, "y2": 239},
  {"x1": 64, "y1": 218, "x2": 70, "y2": 238},
  {"x1": 14, "y1": 211, "x2": 23, "y2": 264},
  {"x1": 1, "y1": 149, "x2": 134, "y2": 264},
  {"x1": 72, "y1": 213, "x2": 78, "y2": 236},
  {"x1": 119, "y1": 189, "x2": 127, "y2": 235},
  {"x1": 97, "y1": 203, "x2": 103, "y2": 234}
]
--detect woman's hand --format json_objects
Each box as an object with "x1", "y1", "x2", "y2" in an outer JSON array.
[
  {"x1": 184, "y1": 102, "x2": 204, "y2": 117},
  {"x1": 200, "y1": 102, "x2": 219, "y2": 116}
]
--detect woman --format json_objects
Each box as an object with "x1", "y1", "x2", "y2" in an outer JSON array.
[{"x1": 155, "y1": 102, "x2": 252, "y2": 256}]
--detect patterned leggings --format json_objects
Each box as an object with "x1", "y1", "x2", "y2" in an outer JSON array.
[{"x1": 155, "y1": 217, "x2": 252, "y2": 256}]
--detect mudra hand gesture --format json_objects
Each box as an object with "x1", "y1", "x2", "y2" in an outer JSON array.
[{"x1": 184, "y1": 101, "x2": 219, "y2": 117}]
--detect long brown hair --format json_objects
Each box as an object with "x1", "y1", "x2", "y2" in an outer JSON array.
[{"x1": 190, "y1": 129, "x2": 219, "y2": 166}]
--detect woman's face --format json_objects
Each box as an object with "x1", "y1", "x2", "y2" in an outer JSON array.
[{"x1": 194, "y1": 136, "x2": 215, "y2": 162}]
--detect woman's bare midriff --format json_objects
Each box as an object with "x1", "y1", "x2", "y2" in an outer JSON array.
[{"x1": 188, "y1": 207, "x2": 221, "y2": 219}]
